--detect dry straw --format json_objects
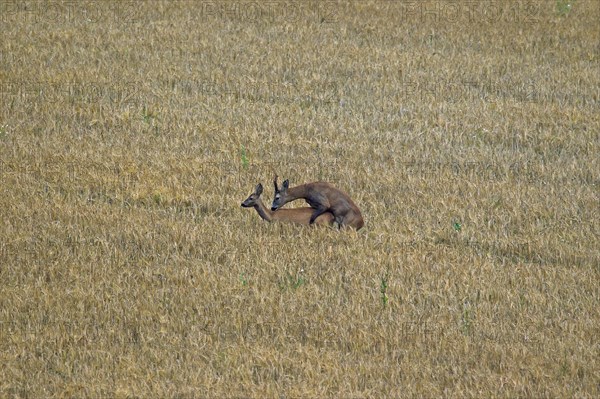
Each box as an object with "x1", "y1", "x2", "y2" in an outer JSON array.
[{"x1": 1, "y1": 1, "x2": 598, "y2": 397}]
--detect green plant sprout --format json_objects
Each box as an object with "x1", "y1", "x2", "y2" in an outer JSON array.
[{"x1": 240, "y1": 145, "x2": 249, "y2": 169}]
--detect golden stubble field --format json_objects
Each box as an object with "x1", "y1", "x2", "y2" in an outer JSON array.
[{"x1": 1, "y1": 1, "x2": 598, "y2": 397}]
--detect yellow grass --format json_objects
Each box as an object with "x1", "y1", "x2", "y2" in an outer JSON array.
[{"x1": 1, "y1": 1, "x2": 599, "y2": 397}]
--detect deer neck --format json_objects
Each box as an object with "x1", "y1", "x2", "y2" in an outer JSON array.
[
  {"x1": 253, "y1": 198, "x2": 273, "y2": 222},
  {"x1": 286, "y1": 184, "x2": 309, "y2": 203}
]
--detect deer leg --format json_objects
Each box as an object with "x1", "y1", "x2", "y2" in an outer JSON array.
[
  {"x1": 334, "y1": 214, "x2": 344, "y2": 229},
  {"x1": 309, "y1": 206, "x2": 329, "y2": 224}
]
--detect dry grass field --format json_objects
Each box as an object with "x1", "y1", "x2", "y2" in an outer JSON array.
[{"x1": 1, "y1": 0, "x2": 599, "y2": 397}]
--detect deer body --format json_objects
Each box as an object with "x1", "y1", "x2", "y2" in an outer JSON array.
[
  {"x1": 271, "y1": 178, "x2": 364, "y2": 230},
  {"x1": 241, "y1": 184, "x2": 334, "y2": 226}
]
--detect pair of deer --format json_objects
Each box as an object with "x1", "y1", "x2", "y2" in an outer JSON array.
[{"x1": 241, "y1": 176, "x2": 364, "y2": 230}]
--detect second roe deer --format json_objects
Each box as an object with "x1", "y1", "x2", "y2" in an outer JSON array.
[
  {"x1": 271, "y1": 176, "x2": 364, "y2": 230},
  {"x1": 241, "y1": 183, "x2": 334, "y2": 226}
]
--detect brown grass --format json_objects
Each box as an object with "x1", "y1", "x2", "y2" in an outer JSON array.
[{"x1": 1, "y1": 1, "x2": 599, "y2": 397}]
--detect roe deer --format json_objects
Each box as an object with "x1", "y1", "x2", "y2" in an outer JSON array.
[
  {"x1": 271, "y1": 176, "x2": 364, "y2": 230},
  {"x1": 241, "y1": 183, "x2": 334, "y2": 226}
]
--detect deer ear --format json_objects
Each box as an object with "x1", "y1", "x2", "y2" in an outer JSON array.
[
  {"x1": 282, "y1": 179, "x2": 289, "y2": 189},
  {"x1": 273, "y1": 175, "x2": 279, "y2": 192},
  {"x1": 255, "y1": 183, "x2": 263, "y2": 196}
]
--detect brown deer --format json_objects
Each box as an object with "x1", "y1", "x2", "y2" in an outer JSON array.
[
  {"x1": 241, "y1": 183, "x2": 335, "y2": 226},
  {"x1": 271, "y1": 176, "x2": 364, "y2": 230}
]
